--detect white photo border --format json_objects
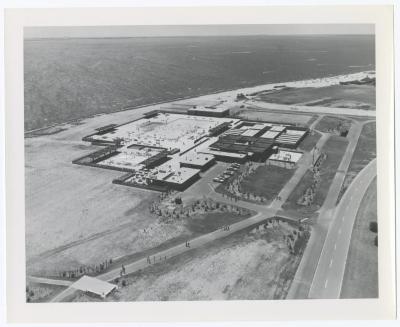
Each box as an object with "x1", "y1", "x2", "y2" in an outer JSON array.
[{"x1": 4, "y1": 5, "x2": 395, "y2": 323}]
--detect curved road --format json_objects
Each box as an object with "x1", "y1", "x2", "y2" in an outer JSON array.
[{"x1": 308, "y1": 159, "x2": 376, "y2": 298}]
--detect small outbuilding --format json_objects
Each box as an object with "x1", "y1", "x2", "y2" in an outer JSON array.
[{"x1": 71, "y1": 276, "x2": 117, "y2": 299}]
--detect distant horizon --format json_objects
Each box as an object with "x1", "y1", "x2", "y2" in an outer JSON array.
[
  {"x1": 25, "y1": 34, "x2": 375, "y2": 41},
  {"x1": 24, "y1": 24, "x2": 374, "y2": 39}
]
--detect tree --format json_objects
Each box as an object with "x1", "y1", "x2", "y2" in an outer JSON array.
[{"x1": 369, "y1": 221, "x2": 378, "y2": 233}]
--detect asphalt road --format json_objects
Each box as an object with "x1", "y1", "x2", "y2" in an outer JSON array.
[{"x1": 308, "y1": 159, "x2": 377, "y2": 298}]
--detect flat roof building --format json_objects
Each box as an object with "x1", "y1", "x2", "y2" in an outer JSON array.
[
  {"x1": 180, "y1": 152, "x2": 216, "y2": 171},
  {"x1": 187, "y1": 106, "x2": 230, "y2": 117},
  {"x1": 275, "y1": 128, "x2": 308, "y2": 148},
  {"x1": 148, "y1": 160, "x2": 201, "y2": 191},
  {"x1": 260, "y1": 130, "x2": 281, "y2": 139},
  {"x1": 267, "y1": 149, "x2": 303, "y2": 169},
  {"x1": 209, "y1": 134, "x2": 275, "y2": 162},
  {"x1": 71, "y1": 276, "x2": 117, "y2": 299}
]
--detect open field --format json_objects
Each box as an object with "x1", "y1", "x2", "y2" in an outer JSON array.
[
  {"x1": 338, "y1": 122, "x2": 376, "y2": 202},
  {"x1": 341, "y1": 177, "x2": 378, "y2": 298},
  {"x1": 28, "y1": 188, "x2": 253, "y2": 277},
  {"x1": 254, "y1": 85, "x2": 375, "y2": 110},
  {"x1": 67, "y1": 220, "x2": 309, "y2": 301},
  {"x1": 315, "y1": 115, "x2": 352, "y2": 134},
  {"x1": 282, "y1": 135, "x2": 349, "y2": 217},
  {"x1": 234, "y1": 109, "x2": 314, "y2": 126},
  {"x1": 25, "y1": 138, "x2": 159, "y2": 262}
]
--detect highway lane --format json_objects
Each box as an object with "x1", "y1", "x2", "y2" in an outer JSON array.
[{"x1": 308, "y1": 159, "x2": 376, "y2": 298}]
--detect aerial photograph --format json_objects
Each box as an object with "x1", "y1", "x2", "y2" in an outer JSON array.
[{"x1": 24, "y1": 25, "x2": 377, "y2": 302}]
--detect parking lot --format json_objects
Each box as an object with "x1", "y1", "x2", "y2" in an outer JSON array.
[{"x1": 212, "y1": 163, "x2": 242, "y2": 184}]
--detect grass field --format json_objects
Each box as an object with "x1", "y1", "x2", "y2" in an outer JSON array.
[
  {"x1": 240, "y1": 165, "x2": 295, "y2": 200},
  {"x1": 338, "y1": 122, "x2": 376, "y2": 202},
  {"x1": 340, "y1": 177, "x2": 378, "y2": 298},
  {"x1": 235, "y1": 109, "x2": 314, "y2": 126},
  {"x1": 68, "y1": 221, "x2": 309, "y2": 301},
  {"x1": 315, "y1": 115, "x2": 352, "y2": 133},
  {"x1": 282, "y1": 135, "x2": 349, "y2": 216},
  {"x1": 255, "y1": 84, "x2": 375, "y2": 110}
]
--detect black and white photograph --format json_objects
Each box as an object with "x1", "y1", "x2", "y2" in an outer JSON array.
[
  {"x1": 23, "y1": 24, "x2": 378, "y2": 302},
  {"x1": 3, "y1": 4, "x2": 397, "y2": 324}
]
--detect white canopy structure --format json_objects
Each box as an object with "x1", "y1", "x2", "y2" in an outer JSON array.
[{"x1": 71, "y1": 276, "x2": 117, "y2": 298}]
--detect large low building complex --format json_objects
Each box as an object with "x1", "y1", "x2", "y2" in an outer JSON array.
[{"x1": 74, "y1": 110, "x2": 309, "y2": 191}]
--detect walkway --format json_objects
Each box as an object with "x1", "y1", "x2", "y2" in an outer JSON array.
[{"x1": 27, "y1": 276, "x2": 73, "y2": 287}]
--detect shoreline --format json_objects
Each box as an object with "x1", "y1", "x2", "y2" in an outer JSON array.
[{"x1": 25, "y1": 70, "x2": 375, "y2": 136}]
